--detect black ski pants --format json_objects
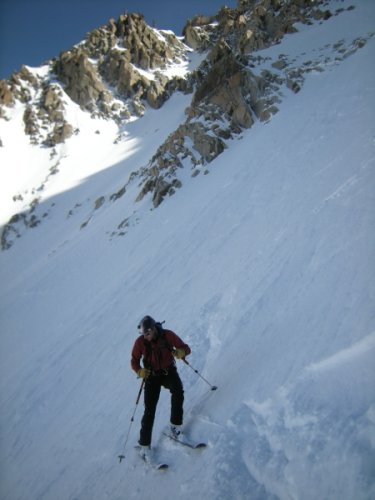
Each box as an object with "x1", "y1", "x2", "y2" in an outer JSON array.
[{"x1": 139, "y1": 365, "x2": 184, "y2": 446}]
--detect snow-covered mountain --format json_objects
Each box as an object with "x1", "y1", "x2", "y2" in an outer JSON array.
[{"x1": 0, "y1": 1, "x2": 374, "y2": 499}]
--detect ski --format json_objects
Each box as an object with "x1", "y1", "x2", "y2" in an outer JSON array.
[
  {"x1": 135, "y1": 446, "x2": 169, "y2": 470},
  {"x1": 146, "y1": 459, "x2": 169, "y2": 471},
  {"x1": 163, "y1": 432, "x2": 207, "y2": 449}
]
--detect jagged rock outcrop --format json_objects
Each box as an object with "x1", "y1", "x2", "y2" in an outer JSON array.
[
  {"x1": 135, "y1": 118, "x2": 228, "y2": 207},
  {"x1": 1, "y1": 0, "x2": 369, "y2": 249},
  {"x1": 190, "y1": 39, "x2": 254, "y2": 129},
  {"x1": 131, "y1": 0, "x2": 338, "y2": 208},
  {"x1": 0, "y1": 65, "x2": 73, "y2": 146},
  {"x1": 0, "y1": 12, "x2": 189, "y2": 148},
  {"x1": 183, "y1": 14, "x2": 217, "y2": 50},
  {"x1": 183, "y1": 0, "x2": 332, "y2": 54},
  {"x1": 54, "y1": 49, "x2": 109, "y2": 111},
  {"x1": 0, "y1": 66, "x2": 38, "y2": 115},
  {"x1": 53, "y1": 13, "x2": 188, "y2": 114},
  {"x1": 0, "y1": 80, "x2": 14, "y2": 108},
  {"x1": 22, "y1": 82, "x2": 73, "y2": 146}
]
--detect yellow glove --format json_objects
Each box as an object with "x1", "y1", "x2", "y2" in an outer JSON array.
[
  {"x1": 173, "y1": 348, "x2": 186, "y2": 360},
  {"x1": 138, "y1": 368, "x2": 151, "y2": 379}
]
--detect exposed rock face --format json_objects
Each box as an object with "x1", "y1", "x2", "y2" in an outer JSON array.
[
  {"x1": 0, "y1": 65, "x2": 38, "y2": 116},
  {"x1": 183, "y1": 14, "x2": 216, "y2": 50},
  {"x1": 183, "y1": 0, "x2": 331, "y2": 53},
  {"x1": 0, "y1": 13, "x2": 188, "y2": 148},
  {"x1": 132, "y1": 0, "x2": 339, "y2": 208},
  {"x1": 1, "y1": 1, "x2": 369, "y2": 249},
  {"x1": 0, "y1": 2, "x2": 330, "y2": 150},
  {"x1": 54, "y1": 50, "x2": 108, "y2": 111},
  {"x1": 191, "y1": 40, "x2": 254, "y2": 129},
  {"x1": 0, "y1": 80, "x2": 14, "y2": 108},
  {"x1": 54, "y1": 13, "x2": 187, "y2": 113},
  {"x1": 0, "y1": 65, "x2": 73, "y2": 147}
]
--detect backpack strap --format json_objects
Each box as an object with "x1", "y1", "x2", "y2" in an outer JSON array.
[
  {"x1": 142, "y1": 321, "x2": 174, "y2": 370},
  {"x1": 142, "y1": 339, "x2": 152, "y2": 369},
  {"x1": 156, "y1": 322, "x2": 173, "y2": 352}
]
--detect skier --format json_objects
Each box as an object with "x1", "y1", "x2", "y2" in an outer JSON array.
[{"x1": 131, "y1": 315, "x2": 191, "y2": 461}]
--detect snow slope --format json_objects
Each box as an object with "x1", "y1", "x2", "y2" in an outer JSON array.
[{"x1": 0, "y1": 1, "x2": 374, "y2": 499}]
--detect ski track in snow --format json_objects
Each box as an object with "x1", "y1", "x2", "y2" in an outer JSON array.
[{"x1": 0, "y1": 2, "x2": 375, "y2": 500}]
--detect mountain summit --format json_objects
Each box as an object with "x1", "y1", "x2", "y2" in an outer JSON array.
[{"x1": 0, "y1": 1, "x2": 374, "y2": 499}]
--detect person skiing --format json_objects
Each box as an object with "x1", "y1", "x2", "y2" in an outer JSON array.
[
  {"x1": 131, "y1": 315, "x2": 191, "y2": 461},
  {"x1": 131, "y1": 316, "x2": 191, "y2": 459}
]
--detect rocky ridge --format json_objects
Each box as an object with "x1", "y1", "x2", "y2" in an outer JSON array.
[
  {"x1": 105, "y1": 0, "x2": 368, "y2": 222},
  {"x1": 0, "y1": 13, "x2": 188, "y2": 142},
  {"x1": 1, "y1": 1, "x2": 372, "y2": 249}
]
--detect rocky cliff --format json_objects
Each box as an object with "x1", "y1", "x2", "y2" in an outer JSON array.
[{"x1": 1, "y1": 0, "x2": 370, "y2": 249}]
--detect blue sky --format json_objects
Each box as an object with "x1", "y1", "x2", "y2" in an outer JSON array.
[{"x1": 0, "y1": 0, "x2": 235, "y2": 80}]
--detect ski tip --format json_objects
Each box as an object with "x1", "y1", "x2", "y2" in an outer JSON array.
[
  {"x1": 211, "y1": 386, "x2": 218, "y2": 391},
  {"x1": 157, "y1": 463, "x2": 169, "y2": 470},
  {"x1": 194, "y1": 443, "x2": 207, "y2": 449}
]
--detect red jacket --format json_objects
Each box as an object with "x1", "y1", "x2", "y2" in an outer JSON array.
[{"x1": 131, "y1": 329, "x2": 191, "y2": 374}]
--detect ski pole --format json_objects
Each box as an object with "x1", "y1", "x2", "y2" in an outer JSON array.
[
  {"x1": 118, "y1": 379, "x2": 145, "y2": 463},
  {"x1": 182, "y1": 359, "x2": 217, "y2": 391}
]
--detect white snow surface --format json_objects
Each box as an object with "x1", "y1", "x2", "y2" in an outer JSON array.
[{"x1": 0, "y1": 2, "x2": 375, "y2": 499}]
